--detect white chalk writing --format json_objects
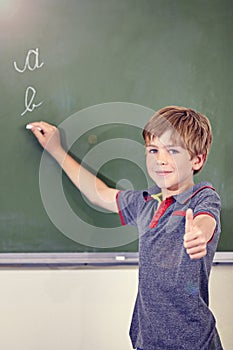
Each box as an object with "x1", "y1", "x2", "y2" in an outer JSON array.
[
  {"x1": 13, "y1": 47, "x2": 44, "y2": 116},
  {"x1": 21, "y1": 86, "x2": 43, "y2": 116},
  {"x1": 13, "y1": 48, "x2": 44, "y2": 73}
]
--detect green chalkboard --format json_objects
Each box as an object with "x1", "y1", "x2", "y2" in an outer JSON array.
[{"x1": 0, "y1": 0, "x2": 232, "y2": 261}]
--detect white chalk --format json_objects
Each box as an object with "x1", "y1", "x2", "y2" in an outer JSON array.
[
  {"x1": 26, "y1": 124, "x2": 42, "y2": 131},
  {"x1": 115, "y1": 256, "x2": 126, "y2": 261}
]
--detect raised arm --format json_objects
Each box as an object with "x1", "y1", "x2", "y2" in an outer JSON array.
[{"x1": 27, "y1": 121, "x2": 119, "y2": 213}]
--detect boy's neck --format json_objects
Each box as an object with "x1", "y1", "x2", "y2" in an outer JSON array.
[{"x1": 161, "y1": 181, "x2": 195, "y2": 200}]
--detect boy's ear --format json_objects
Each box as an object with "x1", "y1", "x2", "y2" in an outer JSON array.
[{"x1": 192, "y1": 154, "x2": 205, "y2": 171}]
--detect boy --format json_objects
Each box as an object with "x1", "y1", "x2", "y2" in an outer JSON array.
[{"x1": 27, "y1": 106, "x2": 222, "y2": 349}]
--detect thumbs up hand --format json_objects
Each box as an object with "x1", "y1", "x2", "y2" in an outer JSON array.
[{"x1": 183, "y1": 209, "x2": 207, "y2": 260}]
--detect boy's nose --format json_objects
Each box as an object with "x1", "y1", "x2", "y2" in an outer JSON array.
[
  {"x1": 156, "y1": 152, "x2": 168, "y2": 165},
  {"x1": 156, "y1": 159, "x2": 168, "y2": 165}
]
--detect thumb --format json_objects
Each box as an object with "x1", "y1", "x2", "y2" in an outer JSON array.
[
  {"x1": 185, "y1": 208, "x2": 194, "y2": 233},
  {"x1": 30, "y1": 127, "x2": 45, "y2": 146}
]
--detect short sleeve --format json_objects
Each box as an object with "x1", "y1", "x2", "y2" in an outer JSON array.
[
  {"x1": 193, "y1": 188, "x2": 221, "y2": 237},
  {"x1": 116, "y1": 190, "x2": 144, "y2": 226}
]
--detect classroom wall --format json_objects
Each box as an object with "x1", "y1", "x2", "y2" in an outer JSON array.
[{"x1": 0, "y1": 265, "x2": 232, "y2": 350}]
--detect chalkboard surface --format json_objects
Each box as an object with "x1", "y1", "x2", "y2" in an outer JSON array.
[{"x1": 0, "y1": 0, "x2": 232, "y2": 262}]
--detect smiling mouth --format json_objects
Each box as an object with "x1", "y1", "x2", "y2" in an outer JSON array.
[{"x1": 155, "y1": 171, "x2": 173, "y2": 176}]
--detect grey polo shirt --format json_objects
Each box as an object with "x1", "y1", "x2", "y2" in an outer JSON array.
[{"x1": 117, "y1": 182, "x2": 222, "y2": 350}]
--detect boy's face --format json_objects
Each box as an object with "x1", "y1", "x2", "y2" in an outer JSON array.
[{"x1": 145, "y1": 130, "x2": 204, "y2": 198}]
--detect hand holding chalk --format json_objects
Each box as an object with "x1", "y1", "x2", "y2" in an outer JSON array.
[{"x1": 26, "y1": 121, "x2": 63, "y2": 157}]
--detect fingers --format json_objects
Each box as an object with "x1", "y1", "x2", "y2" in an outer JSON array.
[
  {"x1": 26, "y1": 121, "x2": 60, "y2": 152},
  {"x1": 26, "y1": 122, "x2": 44, "y2": 144},
  {"x1": 184, "y1": 230, "x2": 206, "y2": 258},
  {"x1": 26, "y1": 121, "x2": 56, "y2": 134},
  {"x1": 30, "y1": 126, "x2": 45, "y2": 144}
]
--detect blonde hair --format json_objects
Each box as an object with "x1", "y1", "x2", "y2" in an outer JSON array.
[{"x1": 142, "y1": 106, "x2": 213, "y2": 174}]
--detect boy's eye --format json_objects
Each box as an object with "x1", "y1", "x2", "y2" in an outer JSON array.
[
  {"x1": 148, "y1": 148, "x2": 158, "y2": 154},
  {"x1": 146, "y1": 147, "x2": 180, "y2": 155},
  {"x1": 168, "y1": 149, "x2": 179, "y2": 154}
]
